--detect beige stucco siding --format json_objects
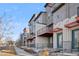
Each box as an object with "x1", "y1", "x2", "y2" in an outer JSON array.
[
  {"x1": 68, "y1": 3, "x2": 79, "y2": 18},
  {"x1": 53, "y1": 5, "x2": 67, "y2": 24}
]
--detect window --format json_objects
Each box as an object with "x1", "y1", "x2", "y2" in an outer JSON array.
[{"x1": 72, "y1": 29, "x2": 79, "y2": 49}]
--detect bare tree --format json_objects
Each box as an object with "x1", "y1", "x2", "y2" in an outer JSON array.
[
  {"x1": 0, "y1": 12, "x2": 14, "y2": 42},
  {"x1": 0, "y1": 13, "x2": 5, "y2": 40}
]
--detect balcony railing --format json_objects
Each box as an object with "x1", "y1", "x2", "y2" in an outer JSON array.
[
  {"x1": 27, "y1": 34, "x2": 35, "y2": 40},
  {"x1": 36, "y1": 43, "x2": 53, "y2": 49},
  {"x1": 62, "y1": 41, "x2": 79, "y2": 53},
  {"x1": 27, "y1": 43, "x2": 53, "y2": 49},
  {"x1": 37, "y1": 26, "x2": 53, "y2": 37},
  {"x1": 27, "y1": 43, "x2": 35, "y2": 48}
]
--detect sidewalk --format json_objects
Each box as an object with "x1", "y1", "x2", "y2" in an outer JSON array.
[{"x1": 14, "y1": 46, "x2": 33, "y2": 56}]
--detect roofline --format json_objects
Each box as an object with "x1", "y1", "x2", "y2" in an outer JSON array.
[
  {"x1": 52, "y1": 3, "x2": 65, "y2": 13},
  {"x1": 29, "y1": 14, "x2": 35, "y2": 23},
  {"x1": 44, "y1": 3, "x2": 53, "y2": 8},
  {"x1": 44, "y1": 3, "x2": 48, "y2": 8},
  {"x1": 34, "y1": 11, "x2": 46, "y2": 21}
]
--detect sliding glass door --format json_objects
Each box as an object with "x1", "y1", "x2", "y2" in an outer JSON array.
[
  {"x1": 57, "y1": 33, "x2": 63, "y2": 48},
  {"x1": 72, "y1": 29, "x2": 79, "y2": 51}
]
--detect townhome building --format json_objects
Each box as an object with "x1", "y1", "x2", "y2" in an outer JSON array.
[
  {"x1": 26, "y1": 14, "x2": 36, "y2": 48},
  {"x1": 26, "y1": 3, "x2": 79, "y2": 55},
  {"x1": 37, "y1": 4, "x2": 53, "y2": 49},
  {"x1": 27, "y1": 11, "x2": 53, "y2": 51},
  {"x1": 34, "y1": 12, "x2": 49, "y2": 49},
  {"x1": 18, "y1": 28, "x2": 28, "y2": 47},
  {"x1": 46, "y1": 3, "x2": 79, "y2": 54}
]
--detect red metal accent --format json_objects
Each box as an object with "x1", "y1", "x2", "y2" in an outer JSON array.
[
  {"x1": 53, "y1": 28, "x2": 62, "y2": 32},
  {"x1": 64, "y1": 17, "x2": 79, "y2": 28}
]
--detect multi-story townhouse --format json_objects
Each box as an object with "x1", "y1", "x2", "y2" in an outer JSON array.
[
  {"x1": 34, "y1": 12, "x2": 49, "y2": 49},
  {"x1": 26, "y1": 14, "x2": 36, "y2": 48},
  {"x1": 37, "y1": 4, "x2": 53, "y2": 49},
  {"x1": 50, "y1": 3, "x2": 66, "y2": 51},
  {"x1": 47, "y1": 3, "x2": 79, "y2": 54},
  {"x1": 26, "y1": 3, "x2": 79, "y2": 55},
  {"x1": 64, "y1": 4, "x2": 79, "y2": 53},
  {"x1": 19, "y1": 28, "x2": 28, "y2": 47},
  {"x1": 27, "y1": 11, "x2": 53, "y2": 51}
]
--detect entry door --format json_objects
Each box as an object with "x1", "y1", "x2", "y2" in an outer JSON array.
[
  {"x1": 57, "y1": 33, "x2": 63, "y2": 48},
  {"x1": 72, "y1": 29, "x2": 79, "y2": 49}
]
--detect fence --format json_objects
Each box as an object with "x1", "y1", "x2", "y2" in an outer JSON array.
[
  {"x1": 27, "y1": 43, "x2": 53, "y2": 49},
  {"x1": 27, "y1": 43, "x2": 35, "y2": 48},
  {"x1": 36, "y1": 43, "x2": 53, "y2": 49}
]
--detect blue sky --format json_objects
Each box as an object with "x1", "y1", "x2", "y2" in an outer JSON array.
[{"x1": 0, "y1": 3, "x2": 45, "y2": 41}]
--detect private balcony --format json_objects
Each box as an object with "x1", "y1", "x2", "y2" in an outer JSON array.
[
  {"x1": 37, "y1": 26, "x2": 53, "y2": 37},
  {"x1": 27, "y1": 34, "x2": 35, "y2": 40},
  {"x1": 53, "y1": 28, "x2": 62, "y2": 32},
  {"x1": 64, "y1": 16, "x2": 79, "y2": 28}
]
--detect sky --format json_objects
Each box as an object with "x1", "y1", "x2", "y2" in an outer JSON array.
[{"x1": 0, "y1": 3, "x2": 45, "y2": 41}]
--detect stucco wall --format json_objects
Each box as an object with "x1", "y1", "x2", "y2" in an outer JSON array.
[
  {"x1": 53, "y1": 4, "x2": 67, "y2": 24},
  {"x1": 53, "y1": 33, "x2": 57, "y2": 48},
  {"x1": 68, "y1": 3, "x2": 79, "y2": 18},
  {"x1": 34, "y1": 36, "x2": 48, "y2": 49}
]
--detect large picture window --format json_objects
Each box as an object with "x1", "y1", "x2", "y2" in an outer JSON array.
[{"x1": 72, "y1": 29, "x2": 79, "y2": 49}]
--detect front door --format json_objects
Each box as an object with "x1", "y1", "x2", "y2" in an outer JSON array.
[
  {"x1": 72, "y1": 29, "x2": 79, "y2": 51},
  {"x1": 57, "y1": 33, "x2": 63, "y2": 48}
]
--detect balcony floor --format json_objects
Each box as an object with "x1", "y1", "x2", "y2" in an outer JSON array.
[{"x1": 38, "y1": 33, "x2": 53, "y2": 37}]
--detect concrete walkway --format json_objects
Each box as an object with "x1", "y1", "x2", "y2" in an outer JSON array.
[{"x1": 14, "y1": 47, "x2": 33, "y2": 56}]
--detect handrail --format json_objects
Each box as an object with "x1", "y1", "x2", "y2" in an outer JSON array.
[
  {"x1": 37, "y1": 26, "x2": 53, "y2": 35},
  {"x1": 27, "y1": 34, "x2": 35, "y2": 40}
]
